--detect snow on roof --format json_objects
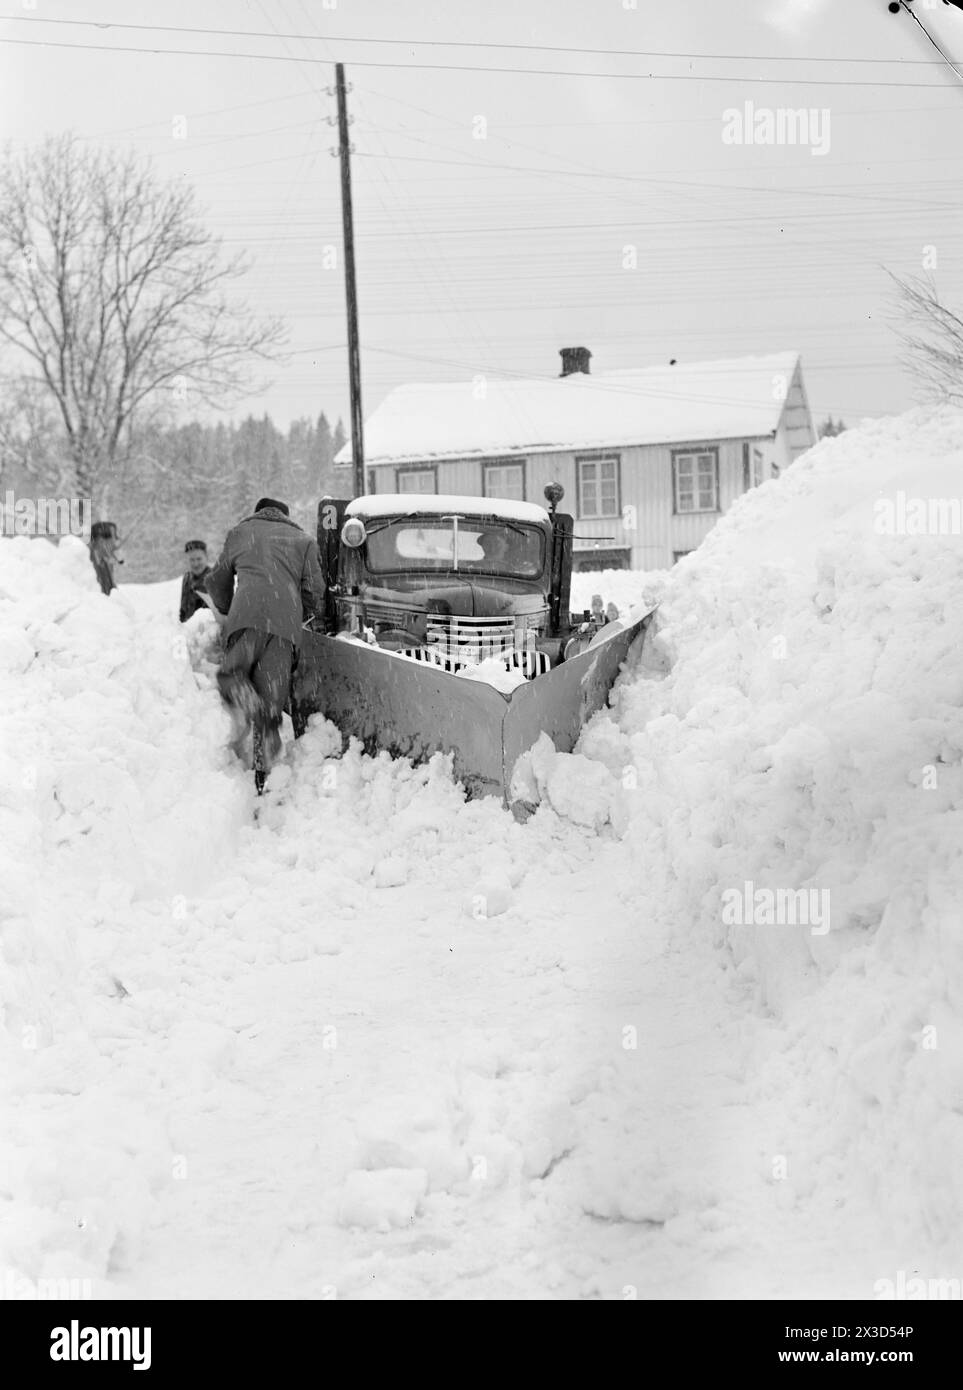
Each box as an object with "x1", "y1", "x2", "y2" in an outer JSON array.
[
  {"x1": 337, "y1": 352, "x2": 802, "y2": 466},
  {"x1": 345, "y1": 493, "x2": 550, "y2": 524}
]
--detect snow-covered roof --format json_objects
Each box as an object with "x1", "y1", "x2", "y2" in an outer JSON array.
[
  {"x1": 345, "y1": 494, "x2": 550, "y2": 525},
  {"x1": 337, "y1": 352, "x2": 803, "y2": 466}
]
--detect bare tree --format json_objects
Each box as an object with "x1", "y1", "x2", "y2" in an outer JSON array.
[
  {"x1": 0, "y1": 376, "x2": 69, "y2": 489},
  {"x1": 887, "y1": 270, "x2": 963, "y2": 406},
  {"x1": 0, "y1": 133, "x2": 284, "y2": 506}
]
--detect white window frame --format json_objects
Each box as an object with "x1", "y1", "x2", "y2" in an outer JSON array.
[
  {"x1": 576, "y1": 454, "x2": 620, "y2": 520},
  {"x1": 395, "y1": 467, "x2": 436, "y2": 495},
  {"x1": 673, "y1": 449, "x2": 719, "y2": 514},
  {"x1": 482, "y1": 460, "x2": 526, "y2": 502}
]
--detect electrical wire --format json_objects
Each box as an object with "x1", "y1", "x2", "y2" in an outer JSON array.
[
  {"x1": 0, "y1": 13, "x2": 950, "y2": 66},
  {"x1": 0, "y1": 35, "x2": 959, "y2": 88}
]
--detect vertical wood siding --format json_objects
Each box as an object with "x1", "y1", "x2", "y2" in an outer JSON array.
[{"x1": 366, "y1": 427, "x2": 799, "y2": 569}]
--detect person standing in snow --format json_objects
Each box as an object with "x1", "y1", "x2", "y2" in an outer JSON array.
[
  {"x1": 179, "y1": 540, "x2": 213, "y2": 623},
  {"x1": 88, "y1": 521, "x2": 123, "y2": 596},
  {"x1": 206, "y1": 497, "x2": 325, "y2": 779}
]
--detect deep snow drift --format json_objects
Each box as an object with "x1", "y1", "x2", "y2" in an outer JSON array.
[
  {"x1": 1, "y1": 406, "x2": 961, "y2": 1298},
  {"x1": 546, "y1": 408, "x2": 963, "y2": 1269}
]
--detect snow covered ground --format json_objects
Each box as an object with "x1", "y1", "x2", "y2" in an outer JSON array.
[{"x1": 2, "y1": 406, "x2": 962, "y2": 1299}]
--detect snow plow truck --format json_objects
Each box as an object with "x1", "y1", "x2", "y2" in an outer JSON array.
[{"x1": 291, "y1": 485, "x2": 655, "y2": 810}]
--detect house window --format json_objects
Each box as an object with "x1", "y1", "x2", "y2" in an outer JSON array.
[
  {"x1": 572, "y1": 547, "x2": 631, "y2": 573},
  {"x1": 396, "y1": 467, "x2": 436, "y2": 494},
  {"x1": 482, "y1": 461, "x2": 525, "y2": 502},
  {"x1": 752, "y1": 448, "x2": 765, "y2": 487},
  {"x1": 673, "y1": 449, "x2": 719, "y2": 513},
  {"x1": 673, "y1": 550, "x2": 693, "y2": 564},
  {"x1": 366, "y1": 469, "x2": 377, "y2": 495},
  {"x1": 576, "y1": 455, "x2": 620, "y2": 519}
]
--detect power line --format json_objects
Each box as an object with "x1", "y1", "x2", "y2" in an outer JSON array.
[
  {"x1": 350, "y1": 148, "x2": 963, "y2": 211},
  {"x1": 9, "y1": 66, "x2": 951, "y2": 149},
  {"x1": 81, "y1": 88, "x2": 325, "y2": 141},
  {"x1": 0, "y1": 13, "x2": 950, "y2": 66},
  {"x1": 1, "y1": 35, "x2": 960, "y2": 87},
  {"x1": 350, "y1": 85, "x2": 505, "y2": 418}
]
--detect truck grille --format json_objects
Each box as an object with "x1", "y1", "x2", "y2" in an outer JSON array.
[
  {"x1": 426, "y1": 615, "x2": 515, "y2": 661},
  {"x1": 404, "y1": 643, "x2": 549, "y2": 680},
  {"x1": 416, "y1": 616, "x2": 547, "y2": 679},
  {"x1": 362, "y1": 609, "x2": 549, "y2": 680},
  {"x1": 365, "y1": 600, "x2": 422, "y2": 629}
]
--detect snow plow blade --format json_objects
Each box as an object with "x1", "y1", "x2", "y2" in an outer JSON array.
[{"x1": 293, "y1": 606, "x2": 655, "y2": 803}]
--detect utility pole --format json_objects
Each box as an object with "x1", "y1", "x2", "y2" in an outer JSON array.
[{"x1": 335, "y1": 63, "x2": 365, "y2": 495}]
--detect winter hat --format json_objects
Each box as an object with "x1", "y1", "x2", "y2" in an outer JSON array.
[
  {"x1": 254, "y1": 497, "x2": 289, "y2": 516},
  {"x1": 184, "y1": 539, "x2": 207, "y2": 552},
  {"x1": 90, "y1": 521, "x2": 118, "y2": 540}
]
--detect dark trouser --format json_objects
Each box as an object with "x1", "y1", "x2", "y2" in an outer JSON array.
[
  {"x1": 217, "y1": 628, "x2": 295, "y2": 737},
  {"x1": 91, "y1": 554, "x2": 115, "y2": 595}
]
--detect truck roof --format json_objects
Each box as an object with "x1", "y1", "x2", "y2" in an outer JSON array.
[{"x1": 345, "y1": 493, "x2": 551, "y2": 526}]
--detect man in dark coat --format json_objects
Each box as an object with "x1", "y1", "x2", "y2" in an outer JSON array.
[
  {"x1": 89, "y1": 521, "x2": 123, "y2": 595},
  {"x1": 179, "y1": 540, "x2": 213, "y2": 623},
  {"x1": 206, "y1": 497, "x2": 325, "y2": 776}
]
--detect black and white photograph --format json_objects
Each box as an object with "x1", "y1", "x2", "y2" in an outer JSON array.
[{"x1": 1, "y1": 0, "x2": 962, "y2": 1344}]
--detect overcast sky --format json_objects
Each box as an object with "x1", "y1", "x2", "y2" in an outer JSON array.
[{"x1": 3, "y1": 0, "x2": 963, "y2": 434}]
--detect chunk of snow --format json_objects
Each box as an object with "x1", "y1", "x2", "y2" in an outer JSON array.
[
  {"x1": 463, "y1": 871, "x2": 514, "y2": 920},
  {"x1": 373, "y1": 857, "x2": 408, "y2": 888},
  {"x1": 337, "y1": 1168, "x2": 428, "y2": 1231},
  {"x1": 455, "y1": 657, "x2": 527, "y2": 693}
]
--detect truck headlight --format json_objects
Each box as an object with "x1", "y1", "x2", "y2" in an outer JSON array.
[{"x1": 341, "y1": 517, "x2": 367, "y2": 547}]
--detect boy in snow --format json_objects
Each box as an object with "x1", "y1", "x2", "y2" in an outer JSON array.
[
  {"x1": 89, "y1": 521, "x2": 123, "y2": 595},
  {"x1": 179, "y1": 540, "x2": 213, "y2": 623},
  {"x1": 206, "y1": 497, "x2": 326, "y2": 778}
]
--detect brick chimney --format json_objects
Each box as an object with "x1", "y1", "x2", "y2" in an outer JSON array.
[{"x1": 559, "y1": 346, "x2": 591, "y2": 377}]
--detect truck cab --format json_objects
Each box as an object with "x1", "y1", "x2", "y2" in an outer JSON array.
[
  {"x1": 294, "y1": 484, "x2": 654, "y2": 803},
  {"x1": 316, "y1": 487, "x2": 582, "y2": 678}
]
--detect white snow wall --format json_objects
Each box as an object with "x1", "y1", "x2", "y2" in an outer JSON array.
[
  {"x1": 0, "y1": 537, "x2": 248, "y2": 1049},
  {"x1": 562, "y1": 407, "x2": 963, "y2": 1257}
]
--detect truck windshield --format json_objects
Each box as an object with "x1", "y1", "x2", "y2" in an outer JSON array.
[{"x1": 364, "y1": 517, "x2": 544, "y2": 578}]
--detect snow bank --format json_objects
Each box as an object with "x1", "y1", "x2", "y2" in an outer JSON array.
[
  {"x1": 556, "y1": 407, "x2": 963, "y2": 1260},
  {"x1": 571, "y1": 566, "x2": 668, "y2": 620},
  {"x1": 0, "y1": 537, "x2": 249, "y2": 1289},
  {"x1": 5, "y1": 405, "x2": 963, "y2": 1297}
]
